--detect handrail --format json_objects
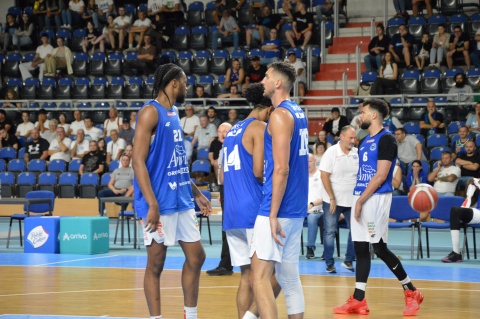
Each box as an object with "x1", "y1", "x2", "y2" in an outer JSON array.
[
  {"x1": 306, "y1": 47, "x2": 312, "y2": 90},
  {"x1": 333, "y1": 0, "x2": 339, "y2": 39},
  {"x1": 342, "y1": 71, "x2": 348, "y2": 106},
  {"x1": 370, "y1": 18, "x2": 376, "y2": 39},
  {"x1": 320, "y1": 20, "x2": 326, "y2": 64},
  {"x1": 356, "y1": 44, "x2": 361, "y2": 84},
  {"x1": 384, "y1": 0, "x2": 389, "y2": 27}
]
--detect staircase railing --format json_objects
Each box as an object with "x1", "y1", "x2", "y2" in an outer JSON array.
[
  {"x1": 320, "y1": 20, "x2": 326, "y2": 64},
  {"x1": 334, "y1": 0, "x2": 339, "y2": 39},
  {"x1": 371, "y1": 18, "x2": 376, "y2": 39},
  {"x1": 306, "y1": 47, "x2": 312, "y2": 90},
  {"x1": 342, "y1": 71, "x2": 348, "y2": 106},
  {"x1": 356, "y1": 44, "x2": 361, "y2": 84},
  {"x1": 384, "y1": 1, "x2": 389, "y2": 27}
]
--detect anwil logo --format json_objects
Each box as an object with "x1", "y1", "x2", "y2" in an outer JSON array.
[
  {"x1": 93, "y1": 232, "x2": 109, "y2": 240},
  {"x1": 63, "y1": 232, "x2": 87, "y2": 241},
  {"x1": 27, "y1": 226, "x2": 49, "y2": 248}
]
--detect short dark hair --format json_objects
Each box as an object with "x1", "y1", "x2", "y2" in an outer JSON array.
[
  {"x1": 268, "y1": 61, "x2": 296, "y2": 91},
  {"x1": 395, "y1": 127, "x2": 407, "y2": 135},
  {"x1": 454, "y1": 25, "x2": 462, "y2": 31},
  {"x1": 376, "y1": 23, "x2": 384, "y2": 32},
  {"x1": 84, "y1": 116, "x2": 93, "y2": 121},
  {"x1": 364, "y1": 98, "x2": 389, "y2": 119},
  {"x1": 208, "y1": 106, "x2": 217, "y2": 112},
  {"x1": 442, "y1": 151, "x2": 452, "y2": 157}
]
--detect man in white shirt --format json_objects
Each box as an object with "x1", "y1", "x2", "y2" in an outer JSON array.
[
  {"x1": 42, "y1": 118, "x2": 58, "y2": 143},
  {"x1": 306, "y1": 153, "x2": 324, "y2": 259},
  {"x1": 428, "y1": 151, "x2": 461, "y2": 196},
  {"x1": 16, "y1": 111, "x2": 35, "y2": 138},
  {"x1": 108, "y1": 5, "x2": 131, "y2": 52},
  {"x1": 93, "y1": 0, "x2": 115, "y2": 28},
  {"x1": 83, "y1": 116, "x2": 104, "y2": 141},
  {"x1": 147, "y1": 0, "x2": 163, "y2": 16},
  {"x1": 191, "y1": 115, "x2": 218, "y2": 149},
  {"x1": 180, "y1": 104, "x2": 200, "y2": 137},
  {"x1": 320, "y1": 125, "x2": 358, "y2": 273},
  {"x1": 287, "y1": 51, "x2": 307, "y2": 100},
  {"x1": 69, "y1": 110, "x2": 86, "y2": 136},
  {"x1": 125, "y1": 10, "x2": 152, "y2": 52},
  {"x1": 34, "y1": 109, "x2": 50, "y2": 134},
  {"x1": 19, "y1": 34, "x2": 53, "y2": 81},
  {"x1": 70, "y1": 129, "x2": 90, "y2": 160},
  {"x1": 48, "y1": 127, "x2": 72, "y2": 162},
  {"x1": 106, "y1": 129, "x2": 126, "y2": 165}
]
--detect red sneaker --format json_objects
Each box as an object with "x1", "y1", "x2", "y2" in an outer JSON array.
[
  {"x1": 403, "y1": 289, "x2": 424, "y2": 316},
  {"x1": 333, "y1": 295, "x2": 369, "y2": 315}
]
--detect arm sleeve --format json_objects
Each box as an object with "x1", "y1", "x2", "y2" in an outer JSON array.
[{"x1": 378, "y1": 134, "x2": 397, "y2": 162}]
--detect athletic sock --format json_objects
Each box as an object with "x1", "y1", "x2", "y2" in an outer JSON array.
[
  {"x1": 451, "y1": 230, "x2": 460, "y2": 254},
  {"x1": 242, "y1": 310, "x2": 258, "y2": 319},
  {"x1": 400, "y1": 276, "x2": 416, "y2": 291},
  {"x1": 128, "y1": 44, "x2": 133, "y2": 49},
  {"x1": 353, "y1": 282, "x2": 366, "y2": 301},
  {"x1": 150, "y1": 316, "x2": 162, "y2": 319},
  {"x1": 184, "y1": 306, "x2": 197, "y2": 319}
]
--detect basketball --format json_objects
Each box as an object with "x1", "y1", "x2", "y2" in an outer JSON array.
[{"x1": 408, "y1": 183, "x2": 439, "y2": 213}]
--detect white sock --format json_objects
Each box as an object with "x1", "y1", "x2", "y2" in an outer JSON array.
[
  {"x1": 400, "y1": 276, "x2": 411, "y2": 285},
  {"x1": 184, "y1": 306, "x2": 197, "y2": 319},
  {"x1": 451, "y1": 230, "x2": 460, "y2": 253},
  {"x1": 150, "y1": 316, "x2": 162, "y2": 319},
  {"x1": 242, "y1": 310, "x2": 258, "y2": 319},
  {"x1": 129, "y1": 44, "x2": 133, "y2": 49},
  {"x1": 355, "y1": 282, "x2": 367, "y2": 291}
]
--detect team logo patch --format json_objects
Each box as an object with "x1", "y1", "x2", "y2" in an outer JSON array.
[
  {"x1": 368, "y1": 222, "x2": 376, "y2": 238},
  {"x1": 366, "y1": 139, "x2": 375, "y2": 143},
  {"x1": 370, "y1": 143, "x2": 377, "y2": 151},
  {"x1": 167, "y1": 112, "x2": 176, "y2": 116}
]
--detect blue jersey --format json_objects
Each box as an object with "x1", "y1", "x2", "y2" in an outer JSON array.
[
  {"x1": 134, "y1": 100, "x2": 194, "y2": 218},
  {"x1": 382, "y1": 116, "x2": 395, "y2": 132},
  {"x1": 354, "y1": 129, "x2": 397, "y2": 195},
  {"x1": 259, "y1": 100, "x2": 309, "y2": 218},
  {"x1": 223, "y1": 118, "x2": 263, "y2": 230}
]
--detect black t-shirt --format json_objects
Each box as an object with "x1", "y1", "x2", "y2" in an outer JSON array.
[
  {"x1": 209, "y1": 138, "x2": 223, "y2": 160},
  {"x1": 247, "y1": 65, "x2": 267, "y2": 83},
  {"x1": 390, "y1": 33, "x2": 415, "y2": 55},
  {"x1": 0, "y1": 118, "x2": 16, "y2": 135},
  {"x1": 85, "y1": 29, "x2": 101, "y2": 41},
  {"x1": 449, "y1": 32, "x2": 470, "y2": 51},
  {"x1": 293, "y1": 11, "x2": 313, "y2": 32},
  {"x1": 368, "y1": 35, "x2": 391, "y2": 56},
  {"x1": 420, "y1": 111, "x2": 445, "y2": 137},
  {"x1": 458, "y1": 153, "x2": 480, "y2": 177},
  {"x1": 81, "y1": 151, "x2": 106, "y2": 173},
  {"x1": 26, "y1": 138, "x2": 50, "y2": 160},
  {"x1": 1, "y1": 134, "x2": 19, "y2": 148},
  {"x1": 260, "y1": 13, "x2": 283, "y2": 30},
  {"x1": 215, "y1": 0, "x2": 238, "y2": 10},
  {"x1": 378, "y1": 133, "x2": 398, "y2": 162}
]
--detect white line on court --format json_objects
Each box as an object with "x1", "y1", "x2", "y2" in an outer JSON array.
[{"x1": 32, "y1": 255, "x2": 119, "y2": 266}]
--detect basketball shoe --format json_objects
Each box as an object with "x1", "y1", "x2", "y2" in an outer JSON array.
[
  {"x1": 441, "y1": 251, "x2": 462, "y2": 263},
  {"x1": 403, "y1": 289, "x2": 424, "y2": 316},
  {"x1": 333, "y1": 295, "x2": 369, "y2": 315}
]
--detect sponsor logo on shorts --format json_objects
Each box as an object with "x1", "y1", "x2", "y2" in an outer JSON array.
[
  {"x1": 194, "y1": 214, "x2": 199, "y2": 229},
  {"x1": 157, "y1": 222, "x2": 163, "y2": 237},
  {"x1": 367, "y1": 222, "x2": 376, "y2": 238},
  {"x1": 27, "y1": 226, "x2": 49, "y2": 248}
]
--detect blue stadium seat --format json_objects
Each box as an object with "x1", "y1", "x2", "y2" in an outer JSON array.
[
  {"x1": 48, "y1": 159, "x2": 67, "y2": 176},
  {"x1": 188, "y1": 3, "x2": 205, "y2": 27},
  {"x1": 28, "y1": 159, "x2": 47, "y2": 176},
  {"x1": 0, "y1": 171, "x2": 15, "y2": 197},
  {"x1": 466, "y1": 67, "x2": 480, "y2": 88},
  {"x1": 124, "y1": 3, "x2": 136, "y2": 18},
  {"x1": 447, "y1": 121, "x2": 465, "y2": 136},
  {"x1": 144, "y1": 75, "x2": 155, "y2": 98},
  {"x1": 72, "y1": 28, "x2": 87, "y2": 52},
  {"x1": 7, "y1": 159, "x2": 26, "y2": 176},
  {"x1": 198, "y1": 75, "x2": 215, "y2": 96},
  {"x1": 428, "y1": 14, "x2": 447, "y2": 36},
  {"x1": 109, "y1": 160, "x2": 119, "y2": 172},
  {"x1": 22, "y1": 77, "x2": 39, "y2": 100},
  {"x1": 404, "y1": 122, "x2": 421, "y2": 134},
  {"x1": 79, "y1": 173, "x2": 99, "y2": 198},
  {"x1": 106, "y1": 52, "x2": 123, "y2": 76},
  {"x1": 213, "y1": 74, "x2": 227, "y2": 96},
  {"x1": 91, "y1": 77, "x2": 108, "y2": 99},
  {"x1": 205, "y1": 1, "x2": 217, "y2": 26},
  {"x1": 210, "y1": 50, "x2": 229, "y2": 76},
  {"x1": 443, "y1": 68, "x2": 464, "y2": 93},
  {"x1": 56, "y1": 29, "x2": 72, "y2": 47},
  {"x1": 108, "y1": 76, "x2": 125, "y2": 99},
  {"x1": 39, "y1": 77, "x2": 56, "y2": 100},
  {"x1": 5, "y1": 53, "x2": 21, "y2": 78},
  {"x1": 22, "y1": 52, "x2": 36, "y2": 63},
  {"x1": 68, "y1": 158, "x2": 82, "y2": 172},
  {"x1": 193, "y1": 50, "x2": 211, "y2": 75},
  {"x1": 361, "y1": 71, "x2": 378, "y2": 85},
  {"x1": 186, "y1": 74, "x2": 197, "y2": 98},
  {"x1": 400, "y1": 70, "x2": 420, "y2": 94},
  {"x1": 409, "y1": 16, "x2": 427, "y2": 41},
  {"x1": 57, "y1": 77, "x2": 74, "y2": 99},
  {"x1": 427, "y1": 134, "x2": 448, "y2": 149},
  {"x1": 89, "y1": 52, "x2": 106, "y2": 76},
  {"x1": 6, "y1": 78, "x2": 22, "y2": 96},
  {"x1": 0, "y1": 159, "x2": 6, "y2": 172},
  {"x1": 387, "y1": 17, "x2": 406, "y2": 38},
  {"x1": 230, "y1": 49, "x2": 247, "y2": 68},
  {"x1": 16, "y1": 172, "x2": 36, "y2": 198},
  {"x1": 177, "y1": 50, "x2": 193, "y2": 75},
  {"x1": 73, "y1": 52, "x2": 89, "y2": 76},
  {"x1": 73, "y1": 76, "x2": 90, "y2": 99},
  {"x1": 100, "y1": 172, "x2": 111, "y2": 190},
  {"x1": 125, "y1": 76, "x2": 144, "y2": 99},
  {"x1": 160, "y1": 50, "x2": 177, "y2": 63},
  {"x1": 421, "y1": 68, "x2": 442, "y2": 94},
  {"x1": 470, "y1": 12, "x2": 480, "y2": 38},
  {"x1": 430, "y1": 146, "x2": 451, "y2": 161},
  {"x1": 0, "y1": 147, "x2": 17, "y2": 161},
  {"x1": 448, "y1": 13, "x2": 469, "y2": 34},
  {"x1": 58, "y1": 172, "x2": 78, "y2": 198},
  {"x1": 390, "y1": 97, "x2": 409, "y2": 107},
  {"x1": 173, "y1": 26, "x2": 190, "y2": 51}
]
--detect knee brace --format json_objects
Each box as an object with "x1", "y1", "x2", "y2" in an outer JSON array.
[{"x1": 275, "y1": 262, "x2": 304, "y2": 315}]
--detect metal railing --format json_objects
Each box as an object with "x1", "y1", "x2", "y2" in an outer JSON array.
[
  {"x1": 320, "y1": 20, "x2": 326, "y2": 64},
  {"x1": 342, "y1": 71, "x2": 348, "y2": 105},
  {"x1": 306, "y1": 47, "x2": 313, "y2": 90},
  {"x1": 333, "y1": 0, "x2": 339, "y2": 39},
  {"x1": 356, "y1": 44, "x2": 362, "y2": 84}
]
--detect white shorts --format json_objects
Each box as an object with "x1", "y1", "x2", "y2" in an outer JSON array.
[
  {"x1": 141, "y1": 209, "x2": 201, "y2": 246},
  {"x1": 351, "y1": 193, "x2": 392, "y2": 243},
  {"x1": 226, "y1": 228, "x2": 254, "y2": 267},
  {"x1": 249, "y1": 215, "x2": 303, "y2": 263}
]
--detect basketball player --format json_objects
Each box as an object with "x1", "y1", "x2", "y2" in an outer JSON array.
[
  {"x1": 132, "y1": 63, "x2": 212, "y2": 319},
  {"x1": 222, "y1": 83, "x2": 280, "y2": 319},
  {"x1": 250, "y1": 61, "x2": 309, "y2": 319},
  {"x1": 334, "y1": 98, "x2": 424, "y2": 316}
]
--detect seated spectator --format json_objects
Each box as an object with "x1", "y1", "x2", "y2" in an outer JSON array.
[
  {"x1": 129, "y1": 111, "x2": 137, "y2": 130},
  {"x1": 383, "y1": 102, "x2": 403, "y2": 132},
  {"x1": 414, "y1": 33, "x2": 432, "y2": 71},
  {"x1": 191, "y1": 115, "x2": 218, "y2": 149},
  {"x1": 392, "y1": 0, "x2": 406, "y2": 18},
  {"x1": 282, "y1": 0, "x2": 297, "y2": 21},
  {"x1": 98, "y1": 153, "x2": 133, "y2": 214},
  {"x1": 206, "y1": 106, "x2": 221, "y2": 128},
  {"x1": 430, "y1": 24, "x2": 450, "y2": 67},
  {"x1": 147, "y1": 0, "x2": 163, "y2": 17},
  {"x1": 226, "y1": 109, "x2": 239, "y2": 126},
  {"x1": 350, "y1": 101, "x2": 363, "y2": 133},
  {"x1": 180, "y1": 104, "x2": 200, "y2": 137},
  {"x1": 315, "y1": 0, "x2": 337, "y2": 22},
  {"x1": 213, "y1": 0, "x2": 243, "y2": 26},
  {"x1": 364, "y1": 23, "x2": 390, "y2": 72},
  {"x1": 419, "y1": 101, "x2": 445, "y2": 137},
  {"x1": 33, "y1": 0, "x2": 48, "y2": 30},
  {"x1": 160, "y1": 0, "x2": 185, "y2": 27},
  {"x1": 106, "y1": 129, "x2": 126, "y2": 165},
  {"x1": 48, "y1": 126, "x2": 72, "y2": 162},
  {"x1": 287, "y1": 51, "x2": 307, "y2": 102},
  {"x1": 25, "y1": 128, "x2": 49, "y2": 162},
  {"x1": 388, "y1": 24, "x2": 415, "y2": 69},
  {"x1": 323, "y1": 107, "x2": 349, "y2": 141},
  {"x1": 0, "y1": 14, "x2": 18, "y2": 53},
  {"x1": 13, "y1": 13, "x2": 34, "y2": 51},
  {"x1": 471, "y1": 25, "x2": 480, "y2": 68},
  {"x1": 82, "y1": 20, "x2": 105, "y2": 53},
  {"x1": 19, "y1": 34, "x2": 53, "y2": 81},
  {"x1": 212, "y1": 9, "x2": 240, "y2": 51},
  {"x1": 0, "y1": 109, "x2": 15, "y2": 134},
  {"x1": 79, "y1": 140, "x2": 105, "y2": 175},
  {"x1": 192, "y1": 85, "x2": 211, "y2": 105},
  {"x1": 242, "y1": 56, "x2": 267, "y2": 92},
  {"x1": 371, "y1": 51, "x2": 398, "y2": 95},
  {"x1": 102, "y1": 14, "x2": 115, "y2": 49},
  {"x1": 149, "y1": 12, "x2": 168, "y2": 51},
  {"x1": 108, "y1": 6, "x2": 131, "y2": 52},
  {"x1": 285, "y1": 0, "x2": 313, "y2": 50},
  {"x1": 245, "y1": 5, "x2": 283, "y2": 50},
  {"x1": 69, "y1": 110, "x2": 86, "y2": 136},
  {"x1": 0, "y1": 126, "x2": 19, "y2": 150},
  {"x1": 16, "y1": 111, "x2": 35, "y2": 138},
  {"x1": 124, "y1": 144, "x2": 133, "y2": 166},
  {"x1": 45, "y1": 0, "x2": 64, "y2": 29},
  {"x1": 412, "y1": 0, "x2": 433, "y2": 18},
  {"x1": 428, "y1": 151, "x2": 461, "y2": 196},
  {"x1": 392, "y1": 159, "x2": 404, "y2": 195},
  {"x1": 405, "y1": 159, "x2": 428, "y2": 191},
  {"x1": 395, "y1": 127, "x2": 427, "y2": 164},
  {"x1": 306, "y1": 153, "x2": 323, "y2": 259},
  {"x1": 248, "y1": 0, "x2": 265, "y2": 24},
  {"x1": 224, "y1": 59, "x2": 245, "y2": 90},
  {"x1": 104, "y1": 107, "x2": 122, "y2": 137},
  {"x1": 217, "y1": 85, "x2": 243, "y2": 106},
  {"x1": 42, "y1": 118, "x2": 58, "y2": 143},
  {"x1": 313, "y1": 141, "x2": 326, "y2": 168},
  {"x1": 119, "y1": 119, "x2": 135, "y2": 146},
  {"x1": 260, "y1": 29, "x2": 282, "y2": 65},
  {"x1": 452, "y1": 125, "x2": 471, "y2": 158},
  {"x1": 3, "y1": 88, "x2": 23, "y2": 110},
  {"x1": 92, "y1": 0, "x2": 115, "y2": 28},
  {"x1": 43, "y1": 37, "x2": 73, "y2": 77},
  {"x1": 209, "y1": 123, "x2": 230, "y2": 190},
  {"x1": 35, "y1": 109, "x2": 50, "y2": 134},
  {"x1": 455, "y1": 140, "x2": 480, "y2": 189},
  {"x1": 57, "y1": 113, "x2": 70, "y2": 135},
  {"x1": 447, "y1": 25, "x2": 471, "y2": 69},
  {"x1": 448, "y1": 73, "x2": 473, "y2": 118},
  {"x1": 83, "y1": 0, "x2": 96, "y2": 24},
  {"x1": 123, "y1": 34, "x2": 156, "y2": 76},
  {"x1": 70, "y1": 129, "x2": 90, "y2": 159},
  {"x1": 61, "y1": 0, "x2": 85, "y2": 28},
  {"x1": 84, "y1": 116, "x2": 104, "y2": 141},
  {"x1": 316, "y1": 130, "x2": 332, "y2": 149},
  {"x1": 467, "y1": 102, "x2": 480, "y2": 136},
  {"x1": 124, "y1": 10, "x2": 151, "y2": 53}
]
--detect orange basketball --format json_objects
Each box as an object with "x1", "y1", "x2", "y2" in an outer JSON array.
[{"x1": 408, "y1": 183, "x2": 439, "y2": 213}]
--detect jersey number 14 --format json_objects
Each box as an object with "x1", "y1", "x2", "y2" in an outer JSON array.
[{"x1": 224, "y1": 145, "x2": 241, "y2": 172}]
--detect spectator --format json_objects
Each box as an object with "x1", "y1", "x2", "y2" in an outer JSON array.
[
  {"x1": 102, "y1": 14, "x2": 115, "y2": 49},
  {"x1": 35, "y1": 109, "x2": 50, "y2": 134},
  {"x1": 316, "y1": 0, "x2": 342, "y2": 23},
  {"x1": 25, "y1": 128, "x2": 49, "y2": 162},
  {"x1": 119, "y1": 119, "x2": 135, "y2": 146},
  {"x1": 42, "y1": 118, "x2": 58, "y2": 143},
  {"x1": 448, "y1": 73, "x2": 473, "y2": 119},
  {"x1": 48, "y1": 126, "x2": 72, "y2": 162},
  {"x1": 414, "y1": 33, "x2": 432, "y2": 71},
  {"x1": 428, "y1": 151, "x2": 461, "y2": 196},
  {"x1": 98, "y1": 153, "x2": 134, "y2": 214},
  {"x1": 260, "y1": 28, "x2": 282, "y2": 65},
  {"x1": 213, "y1": 0, "x2": 244, "y2": 26},
  {"x1": 364, "y1": 23, "x2": 390, "y2": 72},
  {"x1": 395, "y1": 127, "x2": 427, "y2": 164},
  {"x1": 313, "y1": 141, "x2": 326, "y2": 168},
  {"x1": 447, "y1": 25, "x2": 471, "y2": 69},
  {"x1": 317, "y1": 130, "x2": 332, "y2": 149},
  {"x1": 287, "y1": 51, "x2": 307, "y2": 102},
  {"x1": 69, "y1": 110, "x2": 86, "y2": 136},
  {"x1": 57, "y1": 113, "x2": 70, "y2": 135},
  {"x1": 160, "y1": 0, "x2": 185, "y2": 27},
  {"x1": 226, "y1": 109, "x2": 239, "y2": 126},
  {"x1": 282, "y1": 0, "x2": 297, "y2": 21},
  {"x1": 306, "y1": 153, "x2": 324, "y2": 259},
  {"x1": 389, "y1": 24, "x2": 415, "y2": 69},
  {"x1": 370, "y1": 52, "x2": 398, "y2": 95},
  {"x1": 208, "y1": 123, "x2": 230, "y2": 190},
  {"x1": 245, "y1": 5, "x2": 283, "y2": 50},
  {"x1": 16, "y1": 111, "x2": 34, "y2": 138},
  {"x1": 419, "y1": 101, "x2": 445, "y2": 137},
  {"x1": 106, "y1": 129, "x2": 126, "y2": 165},
  {"x1": 323, "y1": 107, "x2": 349, "y2": 141},
  {"x1": 191, "y1": 115, "x2": 217, "y2": 149},
  {"x1": 45, "y1": 0, "x2": 64, "y2": 29},
  {"x1": 62, "y1": 0, "x2": 85, "y2": 29},
  {"x1": 455, "y1": 140, "x2": 480, "y2": 189},
  {"x1": 212, "y1": 9, "x2": 240, "y2": 51},
  {"x1": 43, "y1": 37, "x2": 74, "y2": 77},
  {"x1": 0, "y1": 14, "x2": 18, "y2": 53},
  {"x1": 206, "y1": 106, "x2": 221, "y2": 128},
  {"x1": 19, "y1": 34, "x2": 54, "y2": 81},
  {"x1": 392, "y1": 159, "x2": 404, "y2": 196},
  {"x1": 412, "y1": 0, "x2": 433, "y2": 18},
  {"x1": 83, "y1": 0, "x2": 97, "y2": 25},
  {"x1": 93, "y1": 0, "x2": 115, "y2": 28},
  {"x1": 192, "y1": 85, "x2": 211, "y2": 105},
  {"x1": 180, "y1": 104, "x2": 200, "y2": 137},
  {"x1": 124, "y1": 144, "x2": 133, "y2": 166},
  {"x1": 217, "y1": 85, "x2": 243, "y2": 106},
  {"x1": 452, "y1": 125, "x2": 471, "y2": 158},
  {"x1": 97, "y1": 138, "x2": 107, "y2": 161},
  {"x1": 0, "y1": 126, "x2": 19, "y2": 150},
  {"x1": 103, "y1": 107, "x2": 122, "y2": 137},
  {"x1": 248, "y1": 0, "x2": 266, "y2": 24},
  {"x1": 79, "y1": 140, "x2": 105, "y2": 175},
  {"x1": 0, "y1": 109, "x2": 15, "y2": 135},
  {"x1": 33, "y1": 0, "x2": 48, "y2": 30},
  {"x1": 123, "y1": 34, "x2": 156, "y2": 76},
  {"x1": 430, "y1": 24, "x2": 450, "y2": 67},
  {"x1": 82, "y1": 20, "x2": 105, "y2": 53},
  {"x1": 285, "y1": 0, "x2": 313, "y2": 50},
  {"x1": 350, "y1": 101, "x2": 363, "y2": 133},
  {"x1": 84, "y1": 116, "x2": 104, "y2": 141},
  {"x1": 124, "y1": 10, "x2": 151, "y2": 53},
  {"x1": 13, "y1": 13, "x2": 34, "y2": 51},
  {"x1": 224, "y1": 59, "x2": 245, "y2": 90},
  {"x1": 471, "y1": 25, "x2": 480, "y2": 68},
  {"x1": 129, "y1": 111, "x2": 137, "y2": 129},
  {"x1": 149, "y1": 12, "x2": 167, "y2": 51},
  {"x1": 243, "y1": 56, "x2": 267, "y2": 92},
  {"x1": 467, "y1": 102, "x2": 480, "y2": 135},
  {"x1": 3, "y1": 88, "x2": 23, "y2": 110},
  {"x1": 392, "y1": 0, "x2": 407, "y2": 18},
  {"x1": 405, "y1": 160, "x2": 428, "y2": 191},
  {"x1": 147, "y1": 0, "x2": 163, "y2": 17},
  {"x1": 382, "y1": 103, "x2": 403, "y2": 132},
  {"x1": 70, "y1": 129, "x2": 89, "y2": 160},
  {"x1": 108, "y1": 6, "x2": 131, "y2": 52}
]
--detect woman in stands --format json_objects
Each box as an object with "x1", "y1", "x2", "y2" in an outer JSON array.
[
  {"x1": 61, "y1": 0, "x2": 85, "y2": 29},
  {"x1": 430, "y1": 24, "x2": 450, "y2": 67},
  {"x1": 58, "y1": 113, "x2": 70, "y2": 135},
  {"x1": 13, "y1": 13, "x2": 34, "y2": 50},
  {"x1": 370, "y1": 51, "x2": 398, "y2": 96},
  {"x1": 82, "y1": 20, "x2": 106, "y2": 54},
  {"x1": 316, "y1": 130, "x2": 332, "y2": 149},
  {"x1": 97, "y1": 138, "x2": 107, "y2": 158},
  {"x1": 405, "y1": 160, "x2": 428, "y2": 192},
  {"x1": 313, "y1": 141, "x2": 326, "y2": 169},
  {"x1": 43, "y1": 37, "x2": 74, "y2": 77}
]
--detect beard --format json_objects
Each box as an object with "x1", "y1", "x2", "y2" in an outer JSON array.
[
  {"x1": 455, "y1": 82, "x2": 464, "y2": 88},
  {"x1": 360, "y1": 120, "x2": 371, "y2": 130},
  {"x1": 176, "y1": 91, "x2": 186, "y2": 104}
]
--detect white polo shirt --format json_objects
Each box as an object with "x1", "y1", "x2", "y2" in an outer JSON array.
[
  {"x1": 71, "y1": 139, "x2": 90, "y2": 159},
  {"x1": 70, "y1": 120, "x2": 86, "y2": 135},
  {"x1": 16, "y1": 122, "x2": 35, "y2": 137},
  {"x1": 308, "y1": 170, "x2": 323, "y2": 214},
  {"x1": 107, "y1": 138, "x2": 127, "y2": 160},
  {"x1": 49, "y1": 137, "x2": 72, "y2": 162},
  {"x1": 84, "y1": 126, "x2": 104, "y2": 141},
  {"x1": 433, "y1": 165, "x2": 461, "y2": 193},
  {"x1": 319, "y1": 143, "x2": 359, "y2": 207}
]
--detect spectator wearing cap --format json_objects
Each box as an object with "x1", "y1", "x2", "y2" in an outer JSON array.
[
  {"x1": 285, "y1": 0, "x2": 314, "y2": 50},
  {"x1": 119, "y1": 118, "x2": 135, "y2": 146},
  {"x1": 243, "y1": 55, "x2": 267, "y2": 93},
  {"x1": 211, "y1": 9, "x2": 240, "y2": 51},
  {"x1": 323, "y1": 107, "x2": 349, "y2": 142},
  {"x1": 0, "y1": 109, "x2": 16, "y2": 135},
  {"x1": 287, "y1": 51, "x2": 307, "y2": 102}
]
